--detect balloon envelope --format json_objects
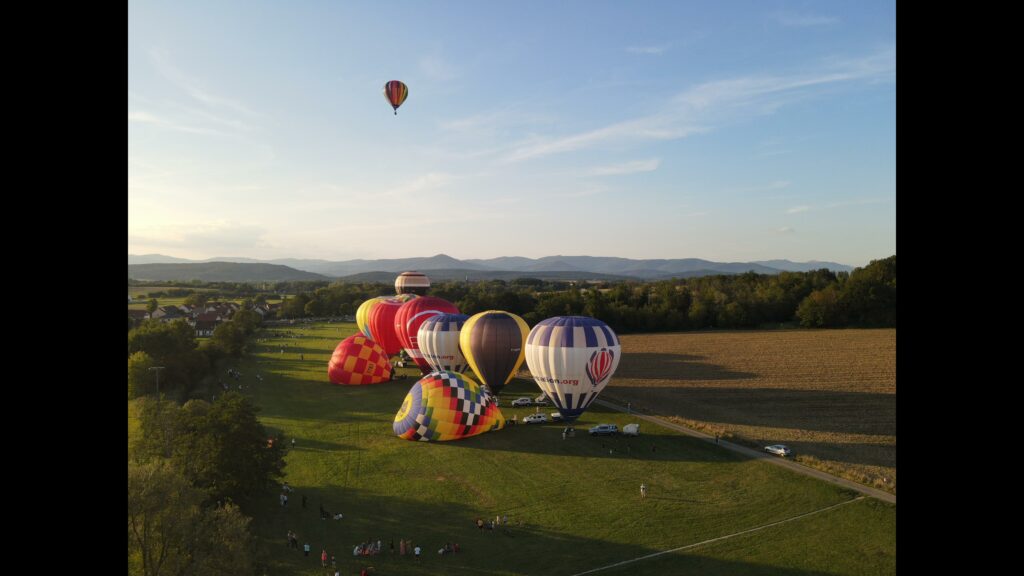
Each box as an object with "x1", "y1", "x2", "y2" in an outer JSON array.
[
  {"x1": 460, "y1": 310, "x2": 530, "y2": 396},
  {"x1": 525, "y1": 316, "x2": 621, "y2": 422},
  {"x1": 383, "y1": 80, "x2": 409, "y2": 114},
  {"x1": 328, "y1": 334, "x2": 393, "y2": 385},
  {"x1": 418, "y1": 313, "x2": 470, "y2": 374},
  {"x1": 394, "y1": 297, "x2": 461, "y2": 374},
  {"x1": 356, "y1": 297, "x2": 390, "y2": 339},
  {"x1": 367, "y1": 298, "x2": 409, "y2": 356},
  {"x1": 393, "y1": 371, "x2": 505, "y2": 441},
  {"x1": 395, "y1": 271, "x2": 430, "y2": 296}
]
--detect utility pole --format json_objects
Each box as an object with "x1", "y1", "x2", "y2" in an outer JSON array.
[{"x1": 148, "y1": 366, "x2": 166, "y2": 399}]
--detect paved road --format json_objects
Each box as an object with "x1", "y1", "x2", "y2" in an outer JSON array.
[{"x1": 593, "y1": 399, "x2": 896, "y2": 504}]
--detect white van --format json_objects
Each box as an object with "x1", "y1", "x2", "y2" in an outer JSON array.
[{"x1": 622, "y1": 423, "x2": 640, "y2": 436}]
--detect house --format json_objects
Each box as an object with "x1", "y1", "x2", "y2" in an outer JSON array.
[
  {"x1": 193, "y1": 312, "x2": 222, "y2": 337},
  {"x1": 127, "y1": 309, "x2": 149, "y2": 321},
  {"x1": 151, "y1": 306, "x2": 186, "y2": 321}
]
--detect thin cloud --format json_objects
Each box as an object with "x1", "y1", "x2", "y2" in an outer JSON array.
[
  {"x1": 419, "y1": 54, "x2": 458, "y2": 81},
  {"x1": 776, "y1": 226, "x2": 796, "y2": 234},
  {"x1": 786, "y1": 197, "x2": 894, "y2": 214},
  {"x1": 773, "y1": 12, "x2": 839, "y2": 28},
  {"x1": 626, "y1": 45, "x2": 668, "y2": 55},
  {"x1": 130, "y1": 221, "x2": 271, "y2": 253},
  {"x1": 150, "y1": 48, "x2": 261, "y2": 118},
  {"x1": 128, "y1": 110, "x2": 227, "y2": 136},
  {"x1": 500, "y1": 47, "x2": 894, "y2": 163},
  {"x1": 589, "y1": 158, "x2": 661, "y2": 176}
]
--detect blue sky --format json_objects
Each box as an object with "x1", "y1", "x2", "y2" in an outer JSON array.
[{"x1": 128, "y1": 0, "x2": 895, "y2": 266}]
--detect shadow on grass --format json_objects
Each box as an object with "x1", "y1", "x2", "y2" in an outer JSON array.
[
  {"x1": 615, "y1": 352, "x2": 758, "y2": 381},
  {"x1": 249, "y1": 486, "x2": 839, "y2": 576},
  {"x1": 604, "y1": 386, "x2": 895, "y2": 438}
]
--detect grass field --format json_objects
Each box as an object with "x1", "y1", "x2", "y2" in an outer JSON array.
[
  {"x1": 600, "y1": 329, "x2": 897, "y2": 494},
  {"x1": 126, "y1": 322, "x2": 895, "y2": 575}
]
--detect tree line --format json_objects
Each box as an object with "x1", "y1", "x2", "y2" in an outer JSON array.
[{"x1": 272, "y1": 255, "x2": 896, "y2": 331}]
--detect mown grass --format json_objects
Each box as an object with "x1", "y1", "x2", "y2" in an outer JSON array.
[{"x1": 122, "y1": 321, "x2": 893, "y2": 575}]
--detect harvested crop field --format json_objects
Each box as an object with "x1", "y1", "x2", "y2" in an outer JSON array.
[{"x1": 600, "y1": 329, "x2": 896, "y2": 493}]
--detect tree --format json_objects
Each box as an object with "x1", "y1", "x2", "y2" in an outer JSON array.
[
  {"x1": 183, "y1": 292, "x2": 209, "y2": 308},
  {"x1": 209, "y1": 321, "x2": 247, "y2": 357},
  {"x1": 796, "y1": 285, "x2": 845, "y2": 327},
  {"x1": 128, "y1": 460, "x2": 255, "y2": 576},
  {"x1": 128, "y1": 320, "x2": 209, "y2": 399},
  {"x1": 128, "y1": 351, "x2": 155, "y2": 399},
  {"x1": 147, "y1": 298, "x2": 159, "y2": 313}
]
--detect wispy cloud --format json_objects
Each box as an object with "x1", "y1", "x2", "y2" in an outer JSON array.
[
  {"x1": 499, "y1": 47, "x2": 894, "y2": 163},
  {"x1": 626, "y1": 45, "x2": 668, "y2": 55},
  {"x1": 772, "y1": 12, "x2": 839, "y2": 28},
  {"x1": 787, "y1": 197, "x2": 894, "y2": 214},
  {"x1": 776, "y1": 226, "x2": 796, "y2": 234},
  {"x1": 588, "y1": 158, "x2": 661, "y2": 176},
  {"x1": 731, "y1": 180, "x2": 792, "y2": 194},
  {"x1": 129, "y1": 221, "x2": 271, "y2": 253},
  {"x1": 380, "y1": 172, "x2": 456, "y2": 200},
  {"x1": 150, "y1": 48, "x2": 261, "y2": 117},
  {"x1": 128, "y1": 110, "x2": 228, "y2": 136},
  {"x1": 419, "y1": 54, "x2": 458, "y2": 81}
]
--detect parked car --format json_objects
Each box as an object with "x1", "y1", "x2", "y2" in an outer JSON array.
[
  {"x1": 523, "y1": 413, "x2": 549, "y2": 424},
  {"x1": 512, "y1": 397, "x2": 534, "y2": 407},
  {"x1": 764, "y1": 444, "x2": 792, "y2": 457},
  {"x1": 622, "y1": 423, "x2": 640, "y2": 436},
  {"x1": 588, "y1": 424, "x2": 619, "y2": 436},
  {"x1": 534, "y1": 394, "x2": 550, "y2": 406},
  {"x1": 550, "y1": 412, "x2": 564, "y2": 422}
]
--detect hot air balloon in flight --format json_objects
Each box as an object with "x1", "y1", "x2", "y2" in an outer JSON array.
[
  {"x1": 394, "y1": 297, "x2": 461, "y2": 374},
  {"x1": 383, "y1": 80, "x2": 408, "y2": 115},
  {"x1": 525, "y1": 316, "x2": 621, "y2": 422},
  {"x1": 395, "y1": 271, "x2": 430, "y2": 296},
  {"x1": 367, "y1": 297, "x2": 412, "y2": 357},
  {"x1": 328, "y1": 334, "x2": 392, "y2": 385},
  {"x1": 460, "y1": 310, "x2": 530, "y2": 396},
  {"x1": 356, "y1": 297, "x2": 390, "y2": 339},
  {"x1": 393, "y1": 371, "x2": 505, "y2": 441},
  {"x1": 418, "y1": 313, "x2": 470, "y2": 373}
]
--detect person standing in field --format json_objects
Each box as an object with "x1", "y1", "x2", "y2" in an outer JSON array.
[{"x1": 640, "y1": 483, "x2": 647, "y2": 499}]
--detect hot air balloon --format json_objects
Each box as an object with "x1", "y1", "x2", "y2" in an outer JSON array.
[
  {"x1": 393, "y1": 371, "x2": 505, "y2": 441},
  {"x1": 383, "y1": 80, "x2": 408, "y2": 115},
  {"x1": 328, "y1": 334, "x2": 393, "y2": 385},
  {"x1": 460, "y1": 310, "x2": 530, "y2": 396},
  {"x1": 524, "y1": 316, "x2": 621, "y2": 422},
  {"x1": 356, "y1": 297, "x2": 390, "y2": 339},
  {"x1": 395, "y1": 271, "x2": 430, "y2": 296},
  {"x1": 394, "y1": 297, "x2": 461, "y2": 374},
  {"x1": 418, "y1": 313, "x2": 470, "y2": 373},
  {"x1": 367, "y1": 297, "x2": 409, "y2": 357}
]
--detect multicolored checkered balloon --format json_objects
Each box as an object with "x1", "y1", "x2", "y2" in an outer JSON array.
[{"x1": 394, "y1": 371, "x2": 505, "y2": 441}]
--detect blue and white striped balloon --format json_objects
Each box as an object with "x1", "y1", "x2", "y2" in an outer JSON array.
[
  {"x1": 525, "y1": 316, "x2": 621, "y2": 422},
  {"x1": 417, "y1": 313, "x2": 471, "y2": 374}
]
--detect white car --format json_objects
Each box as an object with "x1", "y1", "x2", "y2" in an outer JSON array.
[
  {"x1": 522, "y1": 413, "x2": 549, "y2": 424},
  {"x1": 588, "y1": 424, "x2": 619, "y2": 436},
  {"x1": 549, "y1": 412, "x2": 564, "y2": 422},
  {"x1": 511, "y1": 397, "x2": 534, "y2": 407},
  {"x1": 764, "y1": 444, "x2": 792, "y2": 457}
]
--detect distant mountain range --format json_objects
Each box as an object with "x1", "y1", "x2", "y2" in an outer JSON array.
[
  {"x1": 128, "y1": 254, "x2": 853, "y2": 283},
  {"x1": 128, "y1": 262, "x2": 330, "y2": 282}
]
